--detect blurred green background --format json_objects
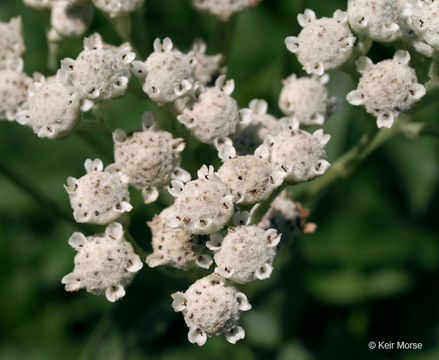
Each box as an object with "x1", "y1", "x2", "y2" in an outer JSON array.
[{"x1": 1, "y1": 0, "x2": 439, "y2": 359}]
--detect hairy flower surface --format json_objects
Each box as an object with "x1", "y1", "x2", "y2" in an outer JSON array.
[
  {"x1": 177, "y1": 75, "x2": 251, "y2": 146},
  {"x1": 132, "y1": 38, "x2": 196, "y2": 103},
  {"x1": 234, "y1": 99, "x2": 281, "y2": 155},
  {"x1": 109, "y1": 112, "x2": 189, "y2": 204},
  {"x1": 192, "y1": 0, "x2": 261, "y2": 21},
  {"x1": 285, "y1": 9, "x2": 355, "y2": 75},
  {"x1": 257, "y1": 119, "x2": 331, "y2": 183},
  {"x1": 92, "y1": 0, "x2": 144, "y2": 18},
  {"x1": 171, "y1": 274, "x2": 251, "y2": 346},
  {"x1": 165, "y1": 165, "x2": 234, "y2": 235},
  {"x1": 146, "y1": 207, "x2": 212, "y2": 270},
  {"x1": 62, "y1": 223, "x2": 143, "y2": 302},
  {"x1": 347, "y1": 0, "x2": 403, "y2": 42},
  {"x1": 405, "y1": 0, "x2": 439, "y2": 50},
  {"x1": 279, "y1": 74, "x2": 334, "y2": 126},
  {"x1": 346, "y1": 51, "x2": 426, "y2": 128},
  {"x1": 61, "y1": 33, "x2": 135, "y2": 100},
  {"x1": 207, "y1": 212, "x2": 280, "y2": 283},
  {"x1": 0, "y1": 17, "x2": 25, "y2": 70},
  {"x1": 51, "y1": 1, "x2": 93, "y2": 39},
  {"x1": 65, "y1": 159, "x2": 132, "y2": 225},
  {"x1": 192, "y1": 38, "x2": 226, "y2": 85}
]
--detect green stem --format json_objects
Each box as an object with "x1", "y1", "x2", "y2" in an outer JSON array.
[
  {"x1": 125, "y1": 231, "x2": 147, "y2": 259},
  {"x1": 215, "y1": 15, "x2": 238, "y2": 58},
  {"x1": 251, "y1": 183, "x2": 287, "y2": 224},
  {"x1": 401, "y1": 122, "x2": 439, "y2": 138}
]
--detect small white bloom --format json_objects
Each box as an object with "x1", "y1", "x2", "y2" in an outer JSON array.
[
  {"x1": 346, "y1": 51, "x2": 426, "y2": 128},
  {"x1": 65, "y1": 158, "x2": 132, "y2": 225},
  {"x1": 192, "y1": 0, "x2": 262, "y2": 21},
  {"x1": 92, "y1": 0, "x2": 144, "y2": 18},
  {"x1": 61, "y1": 223, "x2": 143, "y2": 302},
  {"x1": 51, "y1": 1, "x2": 93, "y2": 39},
  {"x1": 404, "y1": 0, "x2": 439, "y2": 50},
  {"x1": 191, "y1": 38, "x2": 226, "y2": 85},
  {"x1": 0, "y1": 17, "x2": 25, "y2": 70},
  {"x1": 171, "y1": 274, "x2": 251, "y2": 346},
  {"x1": 285, "y1": 9, "x2": 355, "y2": 75}
]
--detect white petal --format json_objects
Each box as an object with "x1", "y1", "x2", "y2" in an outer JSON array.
[
  {"x1": 195, "y1": 254, "x2": 213, "y2": 269},
  {"x1": 297, "y1": 9, "x2": 316, "y2": 27},
  {"x1": 60, "y1": 58, "x2": 75, "y2": 73},
  {"x1": 254, "y1": 144, "x2": 270, "y2": 161},
  {"x1": 146, "y1": 253, "x2": 166, "y2": 268},
  {"x1": 217, "y1": 144, "x2": 236, "y2": 161},
  {"x1": 127, "y1": 255, "x2": 143, "y2": 272},
  {"x1": 132, "y1": 61, "x2": 147, "y2": 79},
  {"x1": 142, "y1": 187, "x2": 159, "y2": 204},
  {"x1": 197, "y1": 164, "x2": 214, "y2": 180},
  {"x1": 162, "y1": 37, "x2": 173, "y2": 52},
  {"x1": 409, "y1": 83, "x2": 426, "y2": 100},
  {"x1": 64, "y1": 177, "x2": 78, "y2": 194},
  {"x1": 394, "y1": 50, "x2": 410, "y2": 65},
  {"x1": 265, "y1": 229, "x2": 281, "y2": 247},
  {"x1": 105, "y1": 222, "x2": 124, "y2": 240},
  {"x1": 68, "y1": 232, "x2": 87, "y2": 250},
  {"x1": 206, "y1": 233, "x2": 223, "y2": 251},
  {"x1": 285, "y1": 36, "x2": 299, "y2": 53},
  {"x1": 188, "y1": 328, "x2": 207, "y2": 346},
  {"x1": 113, "y1": 128, "x2": 127, "y2": 144},
  {"x1": 171, "y1": 167, "x2": 191, "y2": 183},
  {"x1": 236, "y1": 293, "x2": 252, "y2": 311},
  {"x1": 171, "y1": 291, "x2": 187, "y2": 312},
  {"x1": 226, "y1": 326, "x2": 245, "y2": 344},
  {"x1": 114, "y1": 76, "x2": 128, "y2": 90},
  {"x1": 84, "y1": 33, "x2": 103, "y2": 50},
  {"x1": 333, "y1": 9, "x2": 348, "y2": 24},
  {"x1": 313, "y1": 129, "x2": 331, "y2": 146},
  {"x1": 222, "y1": 79, "x2": 235, "y2": 95},
  {"x1": 233, "y1": 211, "x2": 250, "y2": 226},
  {"x1": 105, "y1": 285, "x2": 125, "y2": 302},
  {"x1": 61, "y1": 273, "x2": 81, "y2": 292},
  {"x1": 255, "y1": 263, "x2": 273, "y2": 280},
  {"x1": 215, "y1": 266, "x2": 234, "y2": 279},
  {"x1": 249, "y1": 99, "x2": 268, "y2": 114},
  {"x1": 346, "y1": 90, "x2": 364, "y2": 106},
  {"x1": 306, "y1": 62, "x2": 324, "y2": 76},
  {"x1": 355, "y1": 56, "x2": 373, "y2": 74},
  {"x1": 153, "y1": 38, "x2": 162, "y2": 52},
  {"x1": 376, "y1": 111, "x2": 395, "y2": 128},
  {"x1": 215, "y1": 74, "x2": 226, "y2": 89},
  {"x1": 84, "y1": 158, "x2": 103, "y2": 173},
  {"x1": 168, "y1": 180, "x2": 184, "y2": 197},
  {"x1": 115, "y1": 201, "x2": 133, "y2": 213},
  {"x1": 239, "y1": 108, "x2": 252, "y2": 127},
  {"x1": 174, "y1": 79, "x2": 192, "y2": 97}
]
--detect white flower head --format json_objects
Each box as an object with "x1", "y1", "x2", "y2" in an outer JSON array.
[
  {"x1": 0, "y1": 17, "x2": 25, "y2": 70},
  {"x1": 192, "y1": 0, "x2": 262, "y2": 21},
  {"x1": 165, "y1": 165, "x2": 234, "y2": 235},
  {"x1": 171, "y1": 274, "x2": 251, "y2": 346},
  {"x1": 146, "y1": 207, "x2": 213, "y2": 270},
  {"x1": 61, "y1": 223, "x2": 143, "y2": 302},
  {"x1": 191, "y1": 38, "x2": 226, "y2": 85},
  {"x1": 346, "y1": 51, "x2": 426, "y2": 128},
  {"x1": 92, "y1": 0, "x2": 144, "y2": 18},
  {"x1": 60, "y1": 33, "x2": 135, "y2": 100},
  {"x1": 404, "y1": 0, "x2": 439, "y2": 50},
  {"x1": 285, "y1": 9, "x2": 356, "y2": 75},
  {"x1": 51, "y1": 1, "x2": 93, "y2": 39},
  {"x1": 65, "y1": 158, "x2": 132, "y2": 225},
  {"x1": 109, "y1": 112, "x2": 189, "y2": 204}
]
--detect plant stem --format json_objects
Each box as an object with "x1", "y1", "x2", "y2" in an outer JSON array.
[
  {"x1": 215, "y1": 15, "x2": 237, "y2": 58},
  {"x1": 401, "y1": 122, "x2": 439, "y2": 138},
  {"x1": 125, "y1": 231, "x2": 147, "y2": 259}
]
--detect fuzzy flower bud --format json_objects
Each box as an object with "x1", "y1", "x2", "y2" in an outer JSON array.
[
  {"x1": 50, "y1": 1, "x2": 93, "y2": 39},
  {"x1": 192, "y1": 0, "x2": 261, "y2": 21},
  {"x1": 132, "y1": 38, "x2": 196, "y2": 103},
  {"x1": 109, "y1": 112, "x2": 189, "y2": 204},
  {"x1": 171, "y1": 274, "x2": 251, "y2": 346},
  {"x1": 192, "y1": 38, "x2": 226, "y2": 85},
  {"x1": 60, "y1": 33, "x2": 135, "y2": 100},
  {"x1": 165, "y1": 165, "x2": 234, "y2": 235},
  {"x1": 0, "y1": 17, "x2": 25, "y2": 70},
  {"x1": 92, "y1": 0, "x2": 144, "y2": 18},
  {"x1": 177, "y1": 75, "x2": 251, "y2": 146},
  {"x1": 347, "y1": 0, "x2": 403, "y2": 42},
  {"x1": 146, "y1": 207, "x2": 213, "y2": 270},
  {"x1": 279, "y1": 74, "x2": 335, "y2": 126},
  {"x1": 65, "y1": 159, "x2": 132, "y2": 225},
  {"x1": 61, "y1": 223, "x2": 143, "y2": 302},
  {"x1": 257, "y1": 119, "x2": 331, "y2": 183},
  {"x1": 346, "y1": 51, "x2": 426, "y2": 128},
  {"x1": 16, "y1": 71, "x2": 81, "y2": 139},
  {"x1": 404, "y1": 0, "x2": 439, "y2": 50},
  {"x1": 285, "y1": 9, "x2": 355, "y2": 75},
  {"x1": 207, "y1": 212, "x2": 281, "y2": 283}
]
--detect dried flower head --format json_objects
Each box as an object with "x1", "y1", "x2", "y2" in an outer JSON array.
[
  {"x1": 165, "y1": 165, "x2": 234, "y2": 235},
  {"x1": 192, "y1": 0, "x2": 261, "y2": 21},
  {"x1": 50, "y1": 1, "x2": 93, "y2": 39},
  {"x1": 285, "y1": 9, "x2": 356, "y2": 75},
  {"x1": 346, "y1": 51, "x2": 426, "y2": 128},
  {"x1": 92, "y1": 0, "x2": 144, "y2": 18},
  {"x1": 0, "y1": 17, "x2": 25, "y2": 70},
  {"x1": 207, "y1": 212, "x2": 280, "y2": 283},
  {"x1": 61, "y1": 33, "x2": 135, "y2": 100},
  {"x1": 65, "y1": 159, "x2": 132, "y2": 225},
  {"x1": 61, "y1": 223, "x2": 143, "y2": 302},
  {"x1": 171, "y1": 274, "x2": 251, "y2": 346}
]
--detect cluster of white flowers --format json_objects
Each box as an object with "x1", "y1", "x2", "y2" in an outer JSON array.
[{"x1": 191, "y1": 0, "x2": 262, "y2": 21}]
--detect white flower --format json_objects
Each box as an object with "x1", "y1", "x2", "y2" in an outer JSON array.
[
  {"x1": 207, "y1": 211, "x2": 280, "y2": 283},
  {"x1": 285, "y1": 9, "x2": 355, "y2": 75},
  {"x1": 347, "y1": 0, "x2": 403, "y2": 42},
  {"x1": 92, "y1": 0, "x2": 144, "y2": 18},
  {"x1": 61, "y1": 223, "x2": 143, "y2": 302},
  {"x1": 191, "y1": 38, "x2": 226, "y2": 85},
  {"x1": 16, "y1": 71, "x2": 81, "y2": 139},
  {"x1": 50, "y1": 1, "x2": 93, "y2": 39},
  {"x1": 65, "y1": 158, "x2": 132, "y2": 225},
  {"x1": 109, "y1": 112, "x2": 189, "y2": 204},
  {"x1": 346, "y1": 51, "x2": 426, "y2": 128},
  {"x1": 279, "y1": 74, "x2": 335, "y2": 126},
  {"x1": 257, "y1": 118, "x2": 331, "y2": 183},
  {"x1": 0, "y1": 17, "x2": 25, "y2": 70},
  {"x1": 177, "y1": 75, "x2": 251, "y2": 146},
  {"x1": 165, "y1": 165, "x2": 234, "y2": 235},
  {"x1": 132, "y1": 38, "x2": 196, "y2": 103},
  {"x1": 404, "y1": 0, "x2": 439, "y2": 50},
  {"x1": 191, "y1": 0, "x2": 262, "y2": 21},
  {"x1": 60, "y1": 33, "x2": 135, "y2": 100},
  {"x1": 146, "y1": 207, "x2": 213, "y2": 270},
  {"x1": 171, "y1": 274, "x2": 251, "y2": 346}
]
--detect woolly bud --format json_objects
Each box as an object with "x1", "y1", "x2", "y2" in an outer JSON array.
[
  {"x1": 110, "y1": 112, "x2": 189, "y2": 204},
  {"x1": 192, "y1": 0, "x2": 261, "y2": 21},
  {"x1": 192, "y1": 38, "x2": 226, "y2": 85},
  {"x1": 146, "y1": 207, "x2": 213, "y2": 270},
  {"x1": 0, "y1": 64, "x2": 31, "y2": 121},
  {"x1": 346, "y1": 51, "x2": 426, "y2": 128},
  {"x1": 61, "y1": 33, "x2": 134, "y2": 100},
  {"x1": 207, "y1": 211, "x2": 280, "y2": 283},
  {"x1": 165, "y1": 165, "x2": 234, "y2": 235},
  {"x1": 65, "y1": 158, "x2": 132, "y2": 225},
  {"x1": 217, "y1": 155, "x2": 284, "y2": 205},
  {"x1": 285, "y1": 9, "x2": 355, "y2": 75},
  {"x1": 347, "y1": 0, "x2": 402, "y2": 42},
  {"x1": 279, "y1": 74, "x2": 334, "y2": 126},
  {"x1": 405, "y1": 0, "x2": 439, "y2": 50},
  {"x1": 61, "y1": 223, "x2": 143, "y2": 302},
  {"x1": 16, "y1": 72, "x2": 81, "y2": 139},
  {"x1": 92, "y1": 0, "x2": 144, "y2": 18},
  {"x1": 171, "y1": 274, "x2": 251, "y2": 346},
  {"x1": 51, "y1": 1, "x2": 93, "y2": 39},
  {"x1": 0, "y1": 17, "x2": 25, "y2": 70},
  {"x1": 177, "y1": 75, "x2": 250, "y2": 145},
  {"x1": 133, "y1": 38, "x2": 196, "y2": 103}
]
